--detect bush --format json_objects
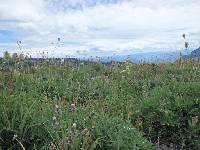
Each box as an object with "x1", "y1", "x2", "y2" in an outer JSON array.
[
  {"x1": 132, "y1": 81, "x2": 200, "y2": 149},
  {"x1": 90, "y1": 116, "x2": 154, "y2": 150}
]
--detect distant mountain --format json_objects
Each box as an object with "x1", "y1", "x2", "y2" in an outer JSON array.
[
  {"x1": 101, "y1": 51, "x2": 182, "y2": 64},
  {"x1": 183, "y1": 47, "x2": 200, "y2": 59}
]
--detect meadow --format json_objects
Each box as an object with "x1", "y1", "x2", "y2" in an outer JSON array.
[{"x1": 0, "y1": 54, "x2": 199, "y2": 150}]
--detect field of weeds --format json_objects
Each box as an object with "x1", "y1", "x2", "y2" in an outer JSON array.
[{"x1": 0, "y1": 55, "x2": 199, "y2": 150}]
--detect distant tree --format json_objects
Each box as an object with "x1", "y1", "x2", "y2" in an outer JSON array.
[{"x1": 3, "y1": 51, "x2": 11, "y2": 60}]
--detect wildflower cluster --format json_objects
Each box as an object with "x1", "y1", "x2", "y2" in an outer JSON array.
[{"x1": 52, "y1": 104, "x2": 62, "y2": 129}]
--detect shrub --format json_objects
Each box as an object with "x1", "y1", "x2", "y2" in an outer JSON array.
[
  {"x1": 132, "y1": 81, "x2": 200, "y2": 149},
  {"x1": 90, "y1": 116, "x2": 154, "y2": 150}
]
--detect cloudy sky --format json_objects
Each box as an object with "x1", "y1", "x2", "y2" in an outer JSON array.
[{"x1": 0, "y1": 0, "x2": 200, "y2": 57}]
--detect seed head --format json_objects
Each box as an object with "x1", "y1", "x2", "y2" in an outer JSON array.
[
  {"x1": 82, "y1": 128, "x2": 90, "y2": 146},
  {"x1": 50, "y1": 142, "x2": 56, "y2": 150},
  {"x1": 70, "y1": 103, "x2": 76, "y2": 112},
  {"x1": 82, "y1": 128, "x2": 89, "y2": 136}
]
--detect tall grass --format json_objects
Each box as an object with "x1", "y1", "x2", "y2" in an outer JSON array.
[{"x1": 0, "y1": 56, "x2": 199, "y2": 149}]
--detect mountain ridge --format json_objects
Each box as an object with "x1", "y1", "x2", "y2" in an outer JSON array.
[{"x1": 183, "y1": 47, "x2": 200, "y2": 59}]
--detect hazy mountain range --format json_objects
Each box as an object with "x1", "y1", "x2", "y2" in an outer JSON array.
[
  {"x1": 182, "y1": 47, "x2": 200, "y2": 60},
  {"x1": 101, "y1": 48, "x2": 198, "y2": 63},
  {"x1": 1, "y1": 47, "x2": 199, "y2": 64}
]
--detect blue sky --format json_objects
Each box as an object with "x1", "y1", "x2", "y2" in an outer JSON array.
[{"x1": 0, "y1": 0, "x2": 200, "y2": 57}]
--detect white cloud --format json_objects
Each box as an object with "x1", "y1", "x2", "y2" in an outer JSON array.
[{"x1": 0, "y1": 0, "x2": 200, "y2": 57}]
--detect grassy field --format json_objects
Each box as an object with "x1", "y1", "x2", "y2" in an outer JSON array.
[{"x1": 0, "y1": 56, "x2": 199, "y2": 149}]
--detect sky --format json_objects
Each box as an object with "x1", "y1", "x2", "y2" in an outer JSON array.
[{"x1": 0, "y1": 0, "x2": 200, "y2": 57}]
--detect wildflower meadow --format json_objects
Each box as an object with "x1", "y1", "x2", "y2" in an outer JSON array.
[{"x1": 0, "y1": 53, "x2": 199, "y2": 150}]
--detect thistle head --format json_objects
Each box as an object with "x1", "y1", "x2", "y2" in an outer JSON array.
[{"x1": 70, "y1": 103, "x2": 76, "y2": 112}]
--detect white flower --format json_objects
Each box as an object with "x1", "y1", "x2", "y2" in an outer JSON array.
[
  {"x1": 52, "y1": 116, "x2": 57, "y2": 120},
  {"x1": 12, "y1": 134, "x2": 18, "y2": 141},
  {"x1": 72, "y1": 123, "x2": 77, "y2": 129}
]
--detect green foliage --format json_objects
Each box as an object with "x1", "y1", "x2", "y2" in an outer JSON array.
[
  {"x1": 0, "y1": 59, "x2": 200, "y2": 149},
  {"x1": 132, "y1": 80, "x2": 200, "y2": 149},
  {"x1": 3, "y1": 51, "x2": 11, "y2": 60},
  {"x1": 89, "y1": 116, "x2": 153, "y2": 150}
]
